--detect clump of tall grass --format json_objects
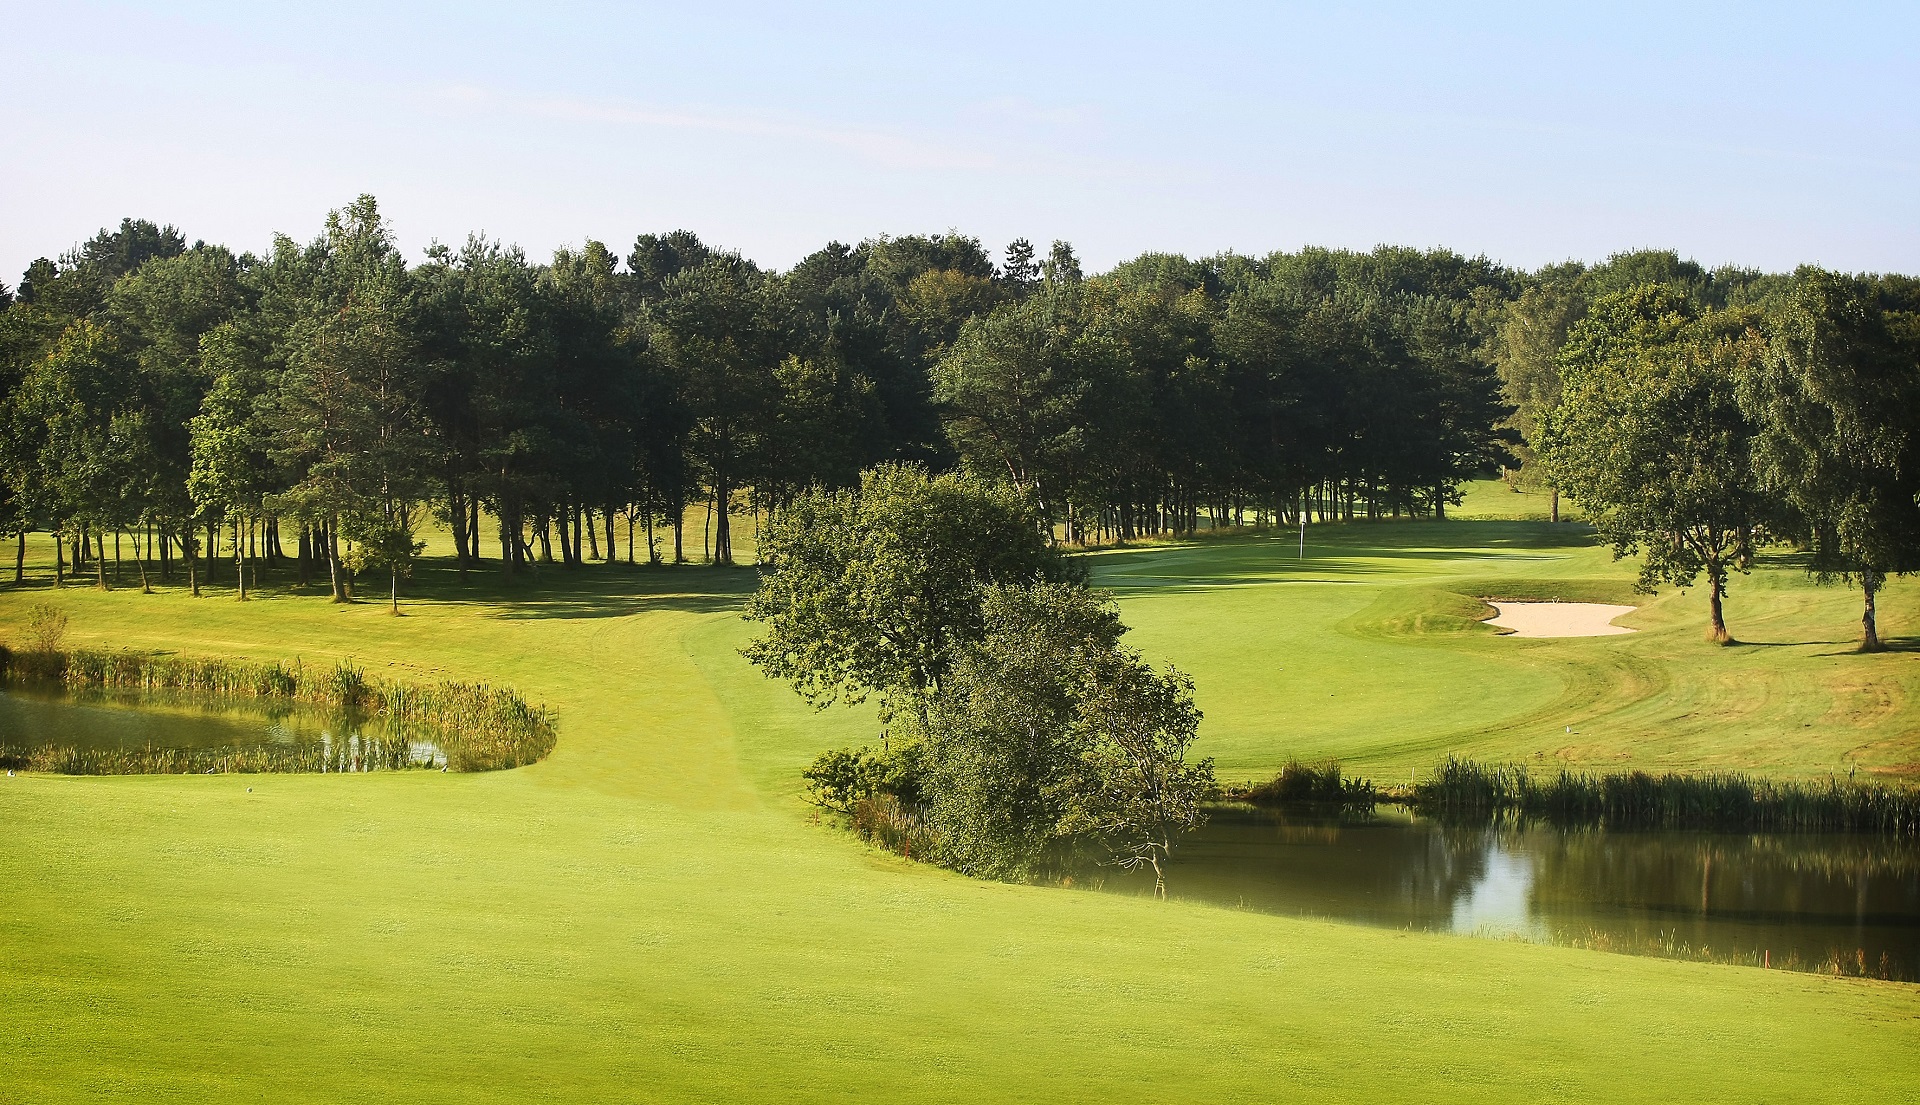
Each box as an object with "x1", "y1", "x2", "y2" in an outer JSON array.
[
  {"x1": 25, "y1": 604, "x2": 68, "y2": 655},
  {"x1": 1234, "y1": 760, "x2": 1376, "y2": 807},
  {"x1": 847, "y1": 793, "x2": 941, "y2": 861},
  {"x1": 0, "y1": 646, "x2": 555, "y2": 775},
  {"x1": 1413, "y1": 757, "x2": 1920, "y2": 835}
]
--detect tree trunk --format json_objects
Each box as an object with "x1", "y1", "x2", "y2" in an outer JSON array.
[
  {"x1": 298, "y1": 524, "x2": 313, "y2": 586},
  {"x1": 95, "y1": 531, "x2": 108, "y2": 590},
  {"x1": 499, "y1": 505, "x2": 516, "y2": 578},
  {"x1": 584, "y1": 507, "x2": 598, "y2": 561},
  {"x1": 1707, "y1": 565, "x2": 1732, "y2": 644},
  {"x1": 606, "y1": 506, "x2": 617, "y2": 566},
  {"x1": 1861, "y1": 568, "x2": 1883, "y2": 653},
  {"x1": 672, "y1": 504, "x2": 684, "y2": 563},
  {"x1": 326, "y1": 517, "x2": 348, "y2": 603},
  {"x1": 390, "y1": 569, "x2": 400, "y2": 616},
  {"x1": 555, "y1": 508, "x2": 574, "y2": 566},
  {"x1": 449, "y1": 488, "x2": 469, "y2": 573},
  {"x1": 134, "y1": 528, "x2": 151, "y2": 593},
  {"x1": 469, "y1": 498, "x2": 481, "y2": 565},
  {"x1": 703, "y1": 491, "x2": 714, "y2": 563},
  {"x1": 234, "y1": 518, "x2": 248, "y2": 601},
  {"x1": 185, "y1": 528, "x2": 200, "y2": 597},
  {"x1": 715, "y1": 479, "x2": 732, "y2": 565},
  {"x1": 1550, "y1": 486, "x2": 1560, "y2": 524},
  {"x1": 14, "y1": 531, "x2": 25, "y2": 583}
]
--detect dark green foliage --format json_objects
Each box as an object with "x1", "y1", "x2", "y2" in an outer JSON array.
[
  {"x1": 801, "y1": 743, "x2": 923, "y2": 813},
  {"x1": 1743, "y1": 267, "x2": 1920, "y2": 650},
  {"x1": 743, "y1": 463, "x2": 1077, "y2": 713},
  {"x1": 904, "y1": 583, "x2": 1213, "y2": 887},
  {"x1": 1414, "y1": 757, "x2": 1920, "y2": 835},
  {"x1": 1542, "y1": 285, "x2": 1773, "y2": 640},
  {"x1": 1239, "y1": 760, "x2": 1375, "y2": 806}
]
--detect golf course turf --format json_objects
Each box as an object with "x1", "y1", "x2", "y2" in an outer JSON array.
[{"x1": 1, "y1": 492, "x2": 1915, "y2": 1103}]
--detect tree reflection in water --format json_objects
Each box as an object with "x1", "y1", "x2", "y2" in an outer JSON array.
[{"x1": 1094, "y1": 806, "x2": 1920, "y2": 979}]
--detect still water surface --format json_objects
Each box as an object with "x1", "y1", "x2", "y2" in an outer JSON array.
[
  {"x1": 0, "y1": 685, "x2": 443, "y2": 770},
  {"x1": 1102, "y1": 806, "x2": 1920, "y2": 980}
]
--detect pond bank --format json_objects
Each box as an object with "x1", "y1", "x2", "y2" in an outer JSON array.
[{"x1": 0, "y1": 646, "x2": 555, "y2": 773}]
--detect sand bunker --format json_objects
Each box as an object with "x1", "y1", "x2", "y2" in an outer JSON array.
[{"x1": 1485, "y1": 601, "x2": 1637, "y2": 638}]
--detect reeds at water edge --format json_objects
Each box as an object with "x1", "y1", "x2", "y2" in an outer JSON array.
[
  {"x1": 0, "y1": 645, "x2": 556, "y2": 774},
  {"x1": 1412, "y1": 756, "x2": 1920, "y2": 835},
  {"x1": 1232, "y1": 760, "x2": 1377, "y2": 807}
]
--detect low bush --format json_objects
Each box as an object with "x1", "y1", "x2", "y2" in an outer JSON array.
[{"x1": 1235, "y1": 760, "x2": 1376, "y2": 806}]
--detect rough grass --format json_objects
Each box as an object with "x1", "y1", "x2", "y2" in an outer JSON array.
[{"x1": 0, "y1": 492, "x2": 1916, "y2": 1104}]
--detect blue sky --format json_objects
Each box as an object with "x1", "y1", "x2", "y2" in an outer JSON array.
[{"x1": 3, "y1": 1, "x2": 1915, "y2": 281}]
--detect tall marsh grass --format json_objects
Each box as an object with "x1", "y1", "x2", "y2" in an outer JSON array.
[
  {"x1": 1414, "y1": 757, "x2": 1920, "y2": 835},
  {"x1": 1234, "y1": 760, "x2": 1377, "y2": 806},
  {"x1": 847, "y1": 794, "x2": 941, "y2": 861},
  {"x1": 0, "y1": 645, "x2": 555, "y2": 774}
]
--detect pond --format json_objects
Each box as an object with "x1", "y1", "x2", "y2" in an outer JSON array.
[
  {"x1": 1096, "y1": 805, "x2": 1920, "y2": 980},
  {"x1": 0, "y1": 684, "x2": 445, "y2": 773}
]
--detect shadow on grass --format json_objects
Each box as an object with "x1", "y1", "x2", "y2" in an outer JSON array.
[
  {"x1": 1091, "y1": 520, "x2": 1600, "y2": 597},
  {"x1": 1, "y1": 556, "x2": 759, "y2": 620}
]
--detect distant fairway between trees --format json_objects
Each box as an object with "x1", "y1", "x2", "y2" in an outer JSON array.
[
  {"x1": 1097, "y1": 501, "x2": 1916, "y2": 786},
  {"x1": 0, "y1": 499, "x2": 1914, "y2": 1103}
]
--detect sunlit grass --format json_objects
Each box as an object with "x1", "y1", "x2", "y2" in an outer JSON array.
[{"x1": 0, "y1": 491, "x2": 1915, "y2": 1103}]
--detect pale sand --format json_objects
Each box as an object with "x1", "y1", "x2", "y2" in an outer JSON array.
[{"x1": 1485, "y1": 601, "x2": 1637, "y2": 638}]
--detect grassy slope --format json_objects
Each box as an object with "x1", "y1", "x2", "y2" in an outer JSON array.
[{"x1": 1, "y1": 502, "x2": 1916, "y2": 1104}]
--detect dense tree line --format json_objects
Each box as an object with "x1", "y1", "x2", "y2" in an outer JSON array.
[
  {"x1": 0, "y1": 197, "x2": 1534, "y2": 608},
  {"x1": 3, "y1": 198, "x2": 1914, "y2": 642}
]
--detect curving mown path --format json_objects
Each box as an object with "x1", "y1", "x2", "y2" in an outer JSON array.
[{"x1": 1, "y1": 514, "x2": 1914, "y2": 1103}]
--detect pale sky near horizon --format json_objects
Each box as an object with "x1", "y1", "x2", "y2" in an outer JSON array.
[{"x1": 3, "y1": 1, "x2": 1916, "y2": 284}]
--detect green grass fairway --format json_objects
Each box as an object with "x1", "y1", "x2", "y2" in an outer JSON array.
[{"x1": 2, "y1": 505, "x2": 1916, "y2": 1103}]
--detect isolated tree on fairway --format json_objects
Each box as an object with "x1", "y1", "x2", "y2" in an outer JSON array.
[
  {"x1": 1743, "y1": 268, "x2": 1920, "y2": 651},
  {"x1": 910, "y1": 582, "x2": 1211, "y2": 887},
  {"x1": 1543, "y1": 285, "x2": 1771, "y2": 643},
  {"x1": 742, "y1": 463, "x2": 1078, "y2": 719}
]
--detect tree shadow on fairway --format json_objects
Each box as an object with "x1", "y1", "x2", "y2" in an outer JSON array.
[
  {"x1": 1089, "y1": 521, "x2": 1595, "y2": 598},
  {"x1": 429, "y1": 564, "x2": 756, "y2": 621},
  {"x1": 12, "y1": 555, "x2": 760, "y2": 620}
]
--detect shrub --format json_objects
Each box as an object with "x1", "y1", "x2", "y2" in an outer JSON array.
[
  {"x1": 25, "y1": 604, "x2": 69, "y2": 655},
  {"x1": 1241, "y1": 760, "x2": 1375, "y2": 806}
]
